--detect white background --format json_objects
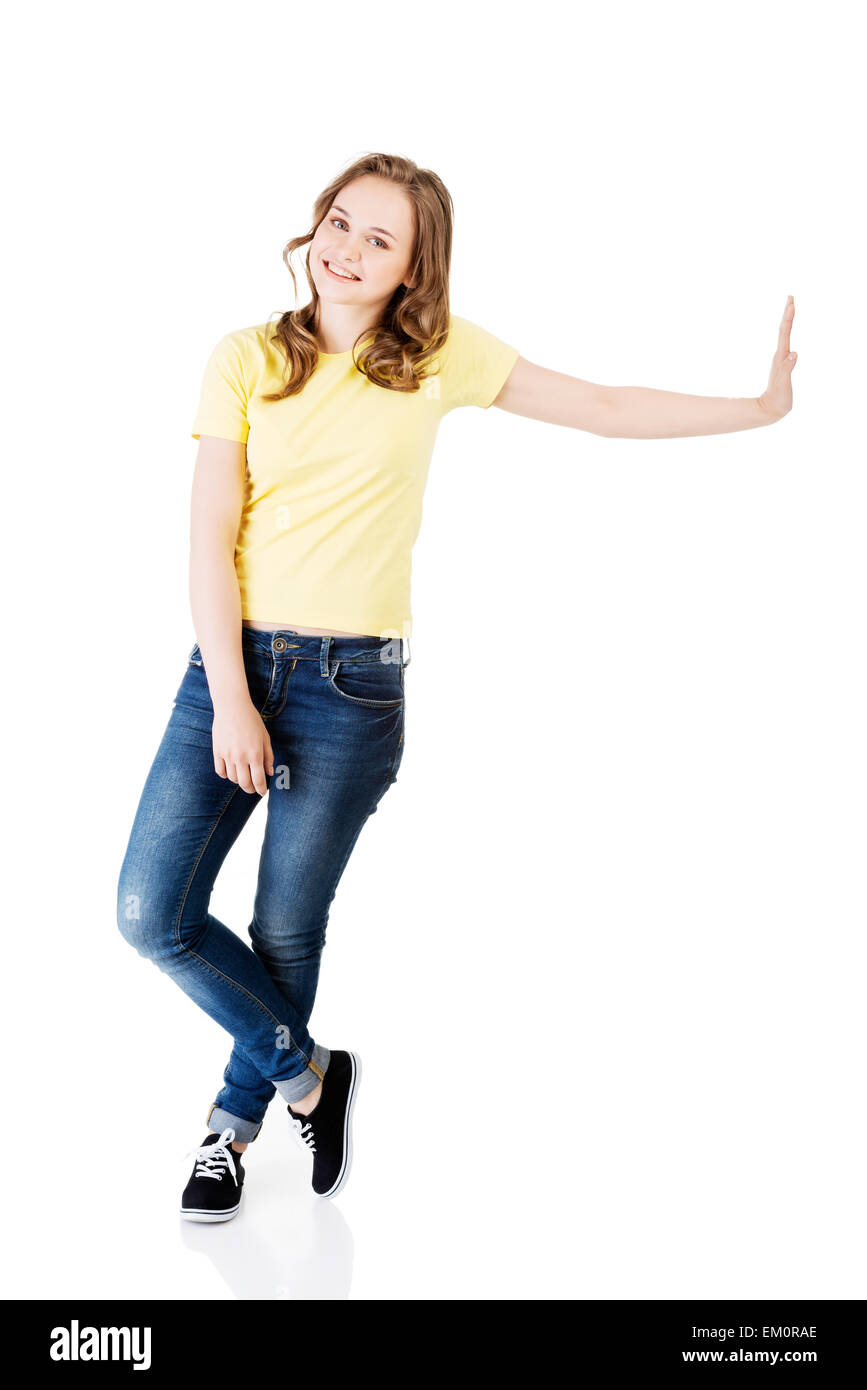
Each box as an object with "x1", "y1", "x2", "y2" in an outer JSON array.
[{"x1": 2, "y1": 0, "x2": 864, "y2": 1300}]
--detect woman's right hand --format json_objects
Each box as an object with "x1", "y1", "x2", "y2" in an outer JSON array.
[
  {"x1": 212, "y1": 698, "x2": 275, "y2": 795},
  {"x1": 189, "y1": 436, "x2": 274, "y2": 795}
]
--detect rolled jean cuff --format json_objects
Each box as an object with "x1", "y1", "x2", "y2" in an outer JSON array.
[
  {"x1": 206, "y1": 1105, "x2": 263, "y2": 1144},
  {"x1": 274, "y1": 1043, "x2": 331, "y2": 1104}
]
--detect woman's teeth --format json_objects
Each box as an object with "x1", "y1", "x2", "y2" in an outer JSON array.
[{"x1": 325, "y1": 261, "x2": 359, "y2": 280}]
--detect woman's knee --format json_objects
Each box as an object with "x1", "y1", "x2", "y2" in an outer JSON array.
[
  {"x1": 116, "y1": 876, "x2": 177, "y2": 961},
  {"x1": 250, "y1": 908, "x2": 327, "y2": 964}
]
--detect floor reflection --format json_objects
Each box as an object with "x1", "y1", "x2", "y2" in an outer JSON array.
[{"x1": 178, "y1": 1143, "x2": 354, "y2": 1299}]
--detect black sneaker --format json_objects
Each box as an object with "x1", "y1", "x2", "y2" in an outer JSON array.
[
  {"x1": 180, "y1": 1128, "x2": 245, "y2": 1222},
  {"x1": 287, "y1": 1050, "x2": 361, "y2": 1198}
]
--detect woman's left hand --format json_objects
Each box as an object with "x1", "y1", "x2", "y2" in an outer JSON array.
[{"x1": 757, "y1": 296, "x2": 798, "y2": 422}]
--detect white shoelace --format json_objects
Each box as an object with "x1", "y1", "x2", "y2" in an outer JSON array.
[
  {"x1": 187, "y1": 1127, "x2": 239, "y2": 1183},
  {"x1": 288, "y1": 1112, "x2": 317, "y2": 1153}
]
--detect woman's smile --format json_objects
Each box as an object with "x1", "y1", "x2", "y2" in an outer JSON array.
[{"x1": 322, "y1": 257, "x2": 361, "y2": 282}]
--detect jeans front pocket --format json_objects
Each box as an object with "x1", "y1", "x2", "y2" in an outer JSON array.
[{"x1": 328, "y1": 657, "x2": 405, "y2": 709}]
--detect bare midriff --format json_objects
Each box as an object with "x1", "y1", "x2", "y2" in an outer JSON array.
[{"x1": 242, "y1": 618, "x2": 374, "y2": 638}]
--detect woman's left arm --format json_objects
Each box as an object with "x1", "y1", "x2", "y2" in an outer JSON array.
[{"x1": 492, "y1": 297, "x2": 797, "y2": 439}]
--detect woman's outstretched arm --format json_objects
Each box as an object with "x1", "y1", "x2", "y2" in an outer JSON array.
[{"x1": 492, "y1": 296, "x2": 797, "y2": 439}]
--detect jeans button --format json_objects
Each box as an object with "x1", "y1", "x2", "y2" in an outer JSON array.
[{"x1": 273, "y1": 637, "x2": 287, "y2": 653}]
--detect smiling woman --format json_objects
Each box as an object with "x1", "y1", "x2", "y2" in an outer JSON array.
[
  {"x1": 117, "y1": 145, "x2": 798, "y2": 1223},
  {"x1": 117, "y1": 145, "x2": 800, "y2": 1225},
  {"x1": 116, "y1": 151, "x2": 525, "y2": 1218},
  {"x1": 305, "y1": 179, "x2": 421, "y2": 352}
]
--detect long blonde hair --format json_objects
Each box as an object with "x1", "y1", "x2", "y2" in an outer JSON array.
[{"x1": 259, "y1": 152, "x2": 454, "y2": 401}]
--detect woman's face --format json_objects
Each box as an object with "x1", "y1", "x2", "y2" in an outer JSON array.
[{"x1": 310, "y1": 175, "x2": 417, "y2": 309}]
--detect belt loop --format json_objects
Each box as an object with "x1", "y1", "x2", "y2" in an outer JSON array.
[
  {"x1": 320, "y1": 636, "x2": 332, "y2": 677},
  {"x1": 401, "y1": 633, "x2": 411, "y2": 668}
]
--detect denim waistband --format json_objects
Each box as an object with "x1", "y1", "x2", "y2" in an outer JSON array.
[{"x1": 240, "y1": 626, "x2": 410, "y2": 669}]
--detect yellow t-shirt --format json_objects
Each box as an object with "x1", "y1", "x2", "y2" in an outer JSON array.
[{"x1": 191, "y1": 313, "x2": 519, "y2": 639}]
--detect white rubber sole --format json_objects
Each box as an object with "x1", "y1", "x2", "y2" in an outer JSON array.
[
  {"x1": 180, "y1": 1193, "x2": 242, "y2": 1223},
  {"x1": 318, "y1": 1050, "x2": 361, "y2": 1200}
]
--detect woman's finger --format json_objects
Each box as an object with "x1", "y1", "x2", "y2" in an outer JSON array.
[
  {"x1": 777, "y1": 296, "x2": 794, "y2": 358},
  {"x1": 237, "y1": 763, "x2": 257, "y2": 795},
  {"x1": 251, "y1": 758, "x2": 269, "y2": 796}
]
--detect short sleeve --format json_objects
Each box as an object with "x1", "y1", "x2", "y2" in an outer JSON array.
[
  {"x1": 437, "y1": 315, "x2": 520, "y2": 414},
  {"x1": 191, "y1": 332, "x2": 250, "y2": 443}
]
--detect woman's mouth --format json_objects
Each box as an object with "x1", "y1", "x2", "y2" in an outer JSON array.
[{"x1": 323, "y1": 259, "x2": 361, "y2": 282}]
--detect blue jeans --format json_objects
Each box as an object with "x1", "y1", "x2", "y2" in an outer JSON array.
[{"x1": 117, "y1": 628, "x2": 407, "y2": 1142}]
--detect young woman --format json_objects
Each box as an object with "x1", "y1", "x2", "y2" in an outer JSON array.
[{"x1": 117, "y1": 152, "x2": 797, "y2": 1222}]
